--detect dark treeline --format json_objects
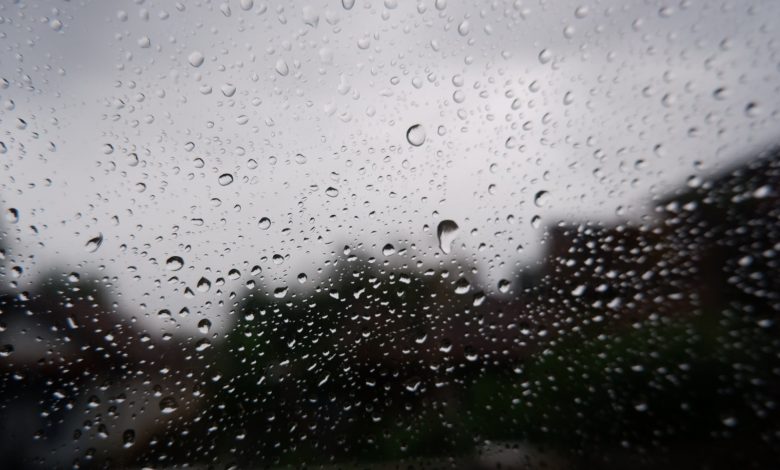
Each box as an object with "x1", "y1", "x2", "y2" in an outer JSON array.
[{"x1": 1, "y1": 146, "x2": 780, "y2": 469}]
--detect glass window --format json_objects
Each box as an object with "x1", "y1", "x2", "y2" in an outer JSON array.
[{"x1": 1, "y1": 0, "x2": 779, "y2": 467}]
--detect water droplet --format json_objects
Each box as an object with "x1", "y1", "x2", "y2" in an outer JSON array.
[
  {"x1": 722, "y1": 416, "x2": 738, "y2": 427},
  {"x1": 218, "y1": 173, "x2": 234, "y2": 186},
  {"x1": 221, "y1": 83, "x2": 237, "y2": 97},
  {"x1": 197, "y1": 277, "x2": 211, "y2": 292},
  {"x1": 382, "y1": 244, "x2": 396, "y2": 256},
  {"x1": 436, "y1": 220, "x2": 459, "y2": 254},
  {"x1": 464, "y1": 348, "x2": 478, "y2": 362},
  {"x1": 275, "y1": 59, "x2": 289, "y2": 76},
  {"x1": 538, "y1": 49, "x2": 552, "y2": 64},
  {"x1": 273, "y1": 286, "x2": 288, "y2": 298},
  {"x1": 122, "y1": 429, "x2": 135, "y2": 448},
  {"x1": 745, "y1": 102, "x2": 760, "y2": 117},
  {"x1": 297, "y1": 273, "x2": 308, "y2": 283},
  {"x1": 406, "y1": 124, "x2": 426, "y2": 146},
  {"x1": 188, "y1": 51, "x2": 205, "y2": 67},
  {"x1": 219, "y1": 2, "x2": 231, "y2": 17},
  {"x1": 159, "y1": 396, "x2": 178, "y2": 414},
  {"x1": 85, "y1": 234, "x2": 103, "y2": 253},
  {"x1": 0, "y1": 345, "x2": 14, "y2": 358},
  {"x1": 457, "y1": 20, "x2": 470, "y2": 36},
  {"x1": 302, "y1": 5, "x2": 320, "y2": 26},
  {"x1": 342, "y1": 0, "x2": 355, "y2": 10},
  {"x1": 498, "y1": 279, "x2": 511, "y2": 293},
  {"x1": 258, "y1": 217, "x2": 271, "y2": 229},
  {"x1": 240, "y1": 0, "x2": 254, "y2": 10},
  {"x1": 534, "y1": 190, "x2": 549, "y2": 207},
  {"x1": 454, "y1": 278, "x2": 471, "y2": 294},
  {"x1": 325, "y1": 187, "x2": 339, "y2": 197},
  {"x1": 5, "y1": 208, "x2": 19, "y2": 223},
  {"x1": 166, "y1": 256, "x2": 184, "y2": 271},
  {"x1": 198, "y1": 319, "x2": 211, "y2": 334}
]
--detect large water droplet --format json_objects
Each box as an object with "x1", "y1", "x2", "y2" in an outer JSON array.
[
  {"x1": 195, "y1": 338, "x2": 212, "y2": 351},
  {"x1": 454, "y1": 278, "x2": 471, "y2": 294},
  {"x1": 258, "y1": 217, "x2": 271, "y2": 229},
  {"x1": 538, "y1": 48, "x2": 552, "y2": 64},
  {"x1": 197, "y1": 277, "x2": 211, "y2": 292},
  {"x1": 166, "y1": 256, "x2": 184, "y2": 271},
  {"x1": 221, "y1": 83, "x2": 237, "y2": 97},
  {"x1": 122, "y1": 429, "x2": 135, "y2": 448},
  {"x1": 85, "y1": 234, "x2": 103, "y2": 253},
  {"x1": 534, "y1": 190, "x2": 549, "y2": 207},
  {"x1": 406, "y1": 124, "x2": 426, "y2": 146},
  {"x1": 275, "y1": 59, "x2": 289, "y2": 76},
  {"x1": 188, "y1": 51, "x2": 204, "y2": 67},
  {"x1": 218, "y1": 173, "x2": 234, "y2": 186},
  {"x1": 457, "y1": 20, "x2": 470, "y2": 36},
  {"x1": 436, "y1": 220, "x2": 459, "y2": 254},
  {"x1": 159, "y1": 396, "x2": 178, "y2": 414},
  {"x1": 5, "y1": 208, "x2": 19, "y2": 223},
  {"x1": 273, "y1": 286, "x2": 288, "y2": 298}
]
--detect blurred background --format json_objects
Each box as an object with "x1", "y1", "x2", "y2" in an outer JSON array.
[{"x1": 1, "y1": 0, "x2": 780, "y2": 468}]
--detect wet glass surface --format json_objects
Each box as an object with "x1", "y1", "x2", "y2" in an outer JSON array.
[{"x1": 1, "y1": 1, "x2": 780, "y2": 468}]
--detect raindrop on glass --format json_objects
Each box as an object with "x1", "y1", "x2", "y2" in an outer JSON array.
[
  {"x1": 166, "y1": 256, "x2": 184, "y2": 271},
  {"x1": 406, "y1": 124, "x2": 426, "y2": 147},
  {"x1": 85, "y1": 234, "x2": 103, "y2": 253},
  {"x1": 218, "y1": 173, "x2": 234, "y2": 186},
  {"x1": 437, "y1": 220, "x2": 459, "y2": 254},
  {"x1": 188, "y1": 51, "x2": 205, "y2": 67},
  {"x1": 159, "y1": 396, "x2": 178, "y2": 414}
]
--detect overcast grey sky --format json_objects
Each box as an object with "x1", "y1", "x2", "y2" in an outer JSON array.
[{"x1": 1, "y1": 0, "x2": 779, "y2": 334}]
